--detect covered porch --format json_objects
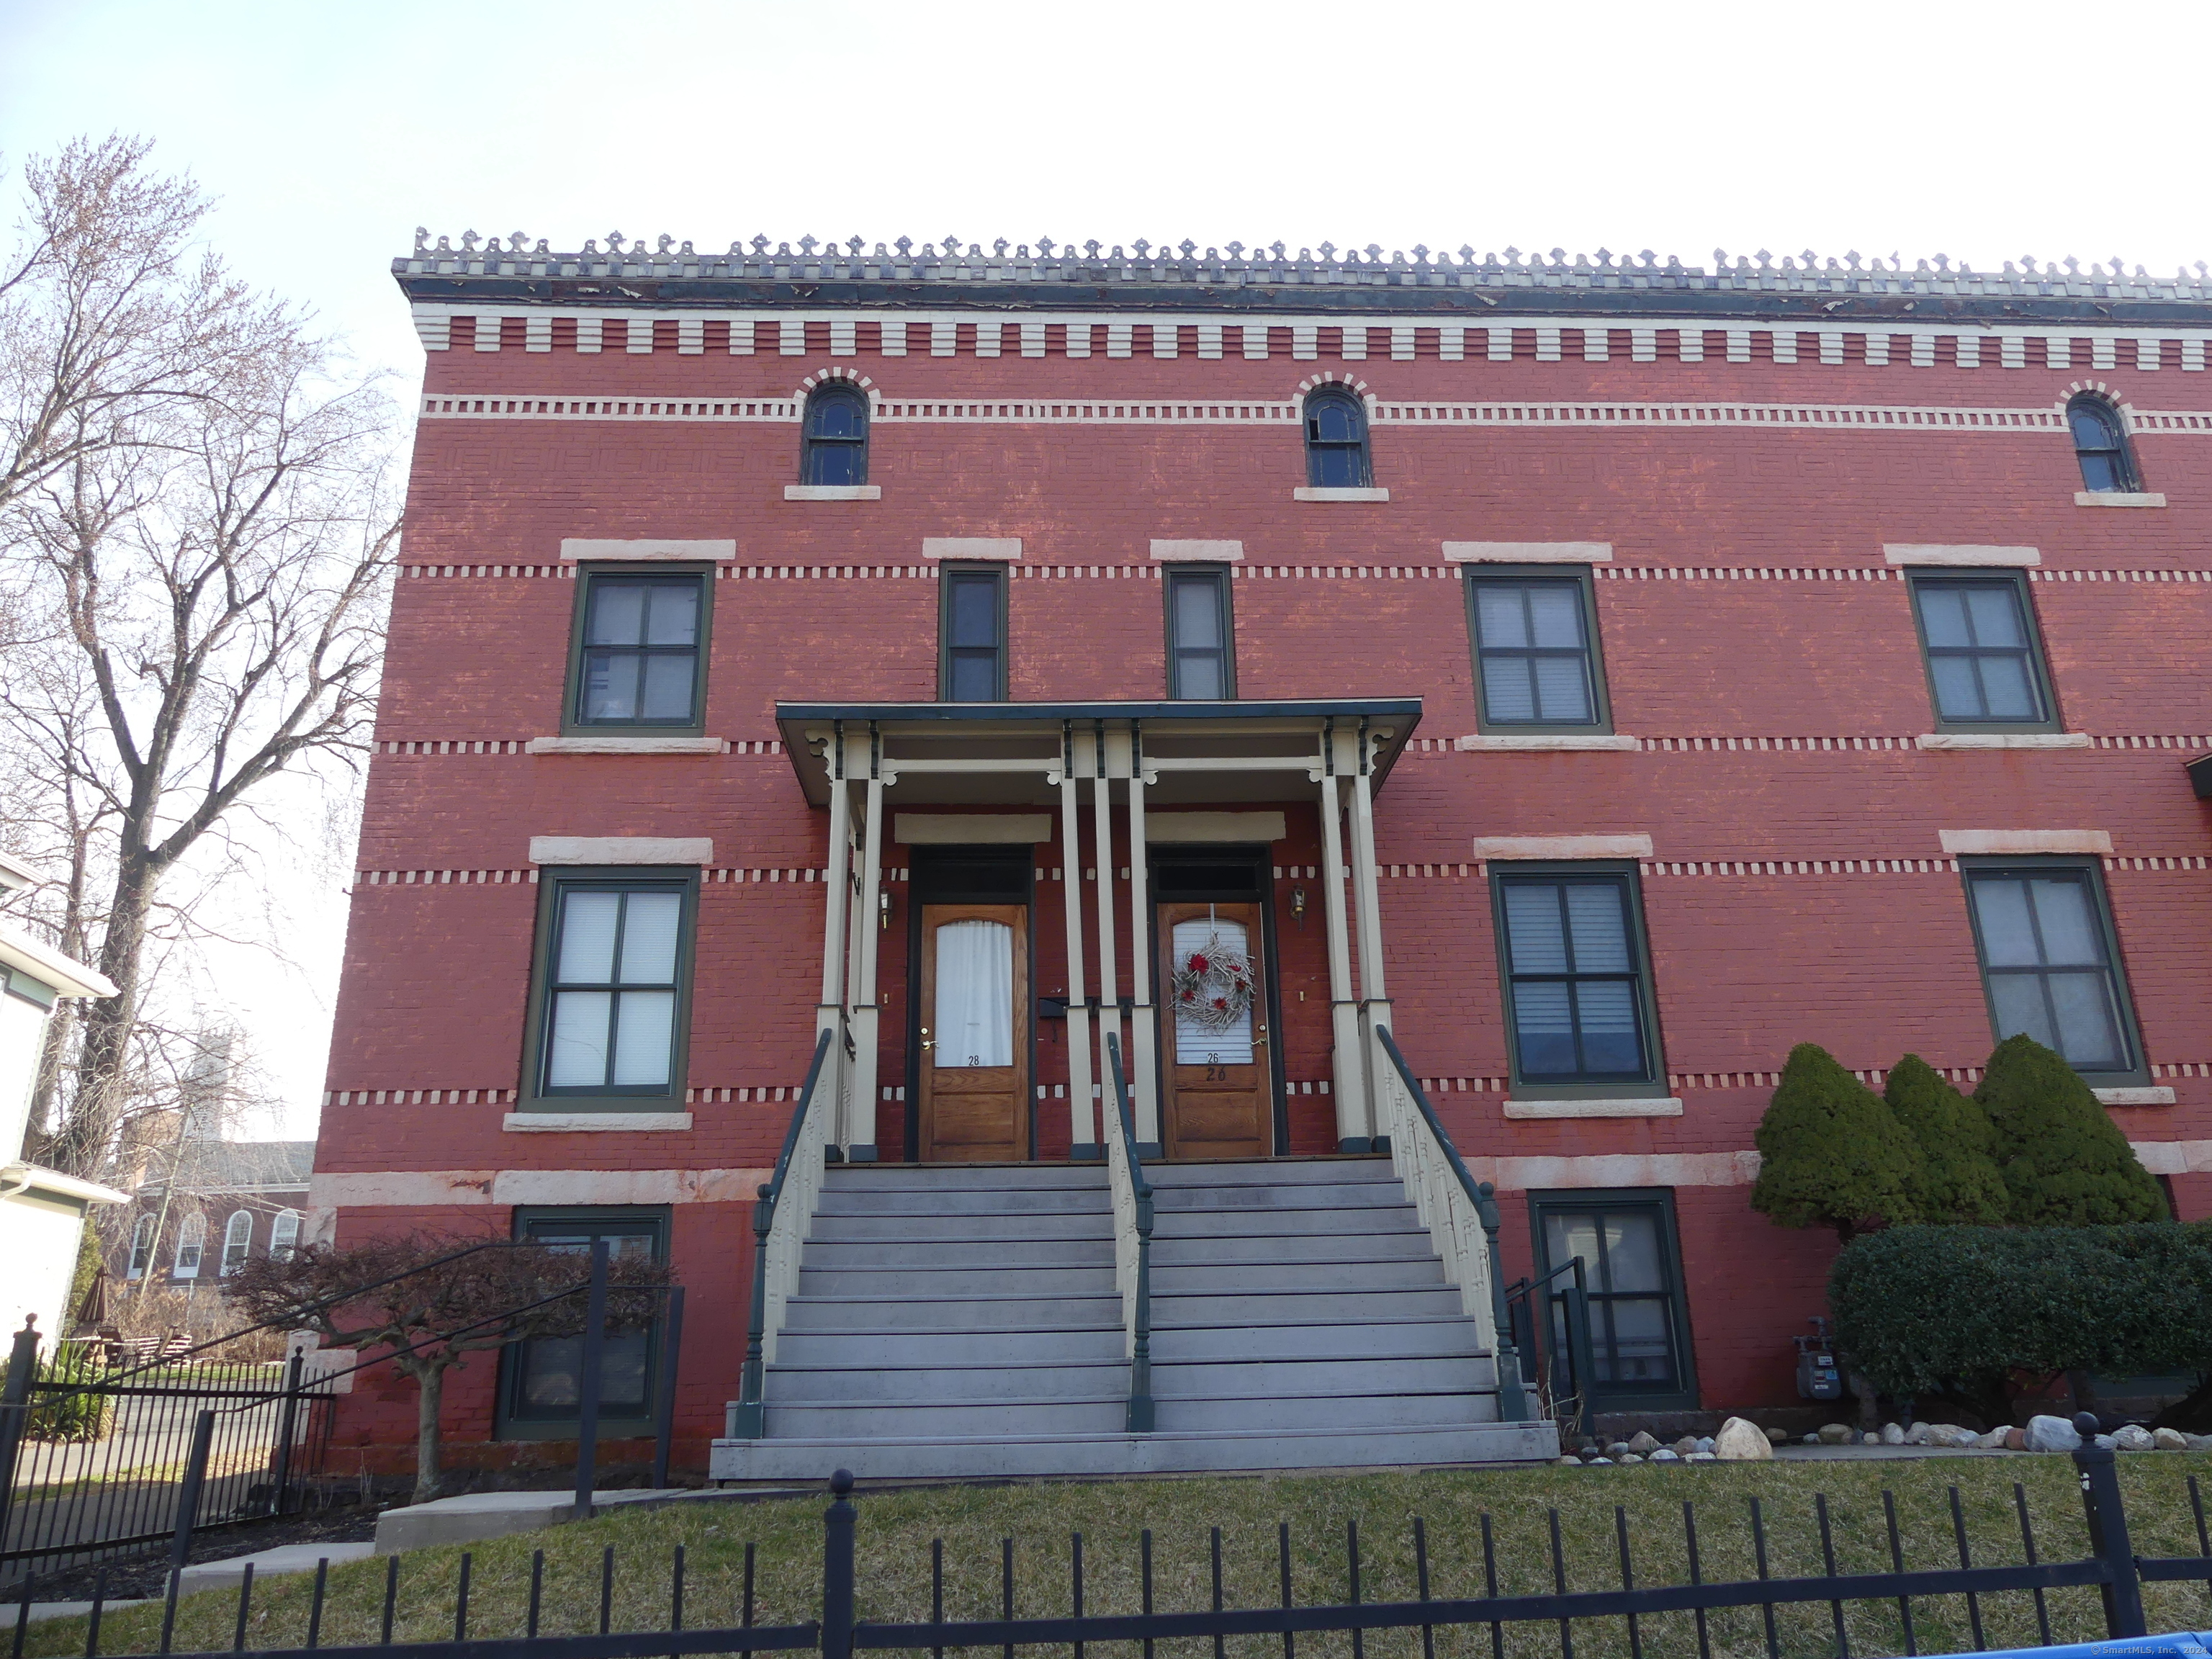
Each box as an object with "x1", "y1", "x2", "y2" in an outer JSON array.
[{"x1": 775, "y1": 698, "x2": 1421, "y2": 1167}]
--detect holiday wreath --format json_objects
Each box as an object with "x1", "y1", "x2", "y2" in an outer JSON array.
[{"x1": 1171, "y1": 926, "x2": 1255, "y2": 1031}]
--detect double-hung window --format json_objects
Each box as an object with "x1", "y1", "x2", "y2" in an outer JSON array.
[
  {"x1": 1907, "y1": 572, "x2": 2059, "y2": 732},
  {"x1": 220, "y1": 1210, "x2": 253, "y2": 1277},
  {"x1": 527, "y1": 871, "x2": 696, "y2": 1105},
  {"x1": 1303, "y1": 390, "x2": 1372, "y2": 487},
  {"x1": 1164, "y1": 567, "x2": 1234, "y2": 699},
  {"x1": 2069, "y1": 394, "x2": 2141, "y2": 494},
  {"x1": 1961, "y1": 858, "x2": 2145, "y2": 1080},
  {"x1": 1492, "y1": 866, "x2": 1663, "y2": 1094},
  {"x1": 1465, "y1": 567, "x2": 1610, "y2": 732},
  {"x1": 174, "y1": 1213, "x2": 204, "y2": 1279},
  {"x1": 801, "y1": 385, "x2": 869, "y2": 486},
  {"x1": 502, "y1": 1208, "x2": 669, "y2": 1437},
  {"x1": 566, "y1": 569, "x2": 710, "y2": 733},
  {"x1": 940, "y1": 565, "x2": 1008, "y2": 701}
]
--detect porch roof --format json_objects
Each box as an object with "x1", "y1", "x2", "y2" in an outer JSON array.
[{"x1": 774, "y1": 698, "x2": 1422, "y2": 809}]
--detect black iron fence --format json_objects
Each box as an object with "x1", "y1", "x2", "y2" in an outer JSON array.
[
  {"x1": 0, "y1": 1327, "x2": 339, "y2": 1588},
  {"x1": 24, "y1": 1449, "x2": 2212, "y2": 1659}
]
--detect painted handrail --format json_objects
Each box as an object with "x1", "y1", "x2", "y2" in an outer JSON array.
[
  {"x1": 1102, "y1": 1033, "x2": 1154, "y2": 1432},
  {"x1": 729, "y1": 1028, "x2": 837, "y2": 1439},
  {"x1": 1371, "y1": 1025, "x2": 1530, "y2": 1421}
]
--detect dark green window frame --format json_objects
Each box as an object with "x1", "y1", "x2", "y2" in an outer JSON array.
[
  {"x1": 559, "y1": 565, "x2": 714, "y2": 736},
  {"x1": 939, "y1": 563, "x2": 1009, "y2": 702},
  {"x1": 1957, "y1": 854, "x2": 2148, "y2": 1085},
  {"x1": 1527, "y1": 1187, "x2": 1699, "y2": 1413},
  {"x1": 1489, "y1": 860, "x2": 1667, "y2": 1099},
  {"x1": 497, "y1": 1206, "x2": 670, "y2": 1440},
  {"x1": 1463, "y1": 565, "x2": 1613, "y2": 734},
  {"x1": 516, "y1": 866, "x2": 699, "y2": 1113},
  {"x1": 1163, "y1": 565, "x2": 1236, "y2": 700},
  {"x1": 1905, "y1": 570, "x2": 2062, "y2": 734}
]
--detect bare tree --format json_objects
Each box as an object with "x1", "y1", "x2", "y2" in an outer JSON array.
[
  {"x1": 0, "y1": 139, "x2": 399, "y2": 1182},
  {"x1": 226, "y1": 1236, "x2": 669, "y2": 1503},
  {"x1": 0, "y1": 135, "x2": 291, "y2": 522}
]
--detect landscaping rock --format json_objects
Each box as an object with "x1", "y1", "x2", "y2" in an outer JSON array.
[
  {"x1": 1650, "y1": 1448, "x2": 1682, "y2": 1463},
  {"x1": 1619, "y1": 1453, "x2": 1645, "y2": 1465},
  {"x1": 1974, "y1": 1429, "x2": 2010, "y2": 1449},
  {"x1": 2153, "y1": 1428, "x2": 2190, "y2": 1451},
  {"x1": 1671, "y1": 1437, "x2": 1700, "y2": 1457},
  {"x1": 1688, "y1": 1451, "x2": 1717, "y2": 1462},
  {"x1": 2005, "y1": 1428, "x2": 2027, "y2": 1450},
  {"x1": 1714, "y1": 1416, "x2": 1773, "y2": 1462},
  {"x1": 2093, "y1": 1434, "x2": 2118, "y2": 1450},
  {"x1": 1862, "y1": 1431, "x2": 1882, "y2": 1444},
  {"x1": 1802, "y1": 1433, "x2": 1822, "y2": 1444},
  {"x1": 1905, "y1": 1423, "x2": 1934, "y2": 1445},
  {"x1": 1763, "y1": 1426, "x2": 1788, "y2": 1445},
  {"x1": 2112, "y1": 1425, "x2": 2154, "y2": 1452},
  {"x1": 1626, "y1": 1431, "x2": 1661, "y2": 1455},
  {"x1": 1880, "y1": 1422, "x2": 1907, "y2": 1445},
  {"x1": 1933, "y1": 1425, "x2": 1976, "y2": 1448},
  {"x1": 2188, "y1": 1434, "x2": 2212, "y2": 1452},
  {"x1": 2025, "y1": 1415, "x2": 2082, "y2": 1452},
  {"x1": 1817, "y1": 1423, "x2": 1853, "y2": 1444},
  {"x1": 1587, "y1": 1457, "x2": 1615, "y2": 1465},
  {"x1": 1697, "y1": 1437, "x2": 1717, "y2": 1454},
  {"x1": 1606, "y1": 1442, "x2": 1632, "y2": 1459},
  {"x1": 1556, "y1": 1456, "x2": 1582, "y2": 1466}
]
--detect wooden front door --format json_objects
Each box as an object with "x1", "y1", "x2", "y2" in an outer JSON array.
[
  {"x1": 1159, "y1": 902, "x2": 1272, "y2": 1159},
  {"x1": 917, "y1": 904, "x2": 1030, "y2": 1161}
]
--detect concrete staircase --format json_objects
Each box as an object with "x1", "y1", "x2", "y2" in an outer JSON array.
[{"x1": 709, "y1": 1157, "x2": 1557, "y2": 1480}]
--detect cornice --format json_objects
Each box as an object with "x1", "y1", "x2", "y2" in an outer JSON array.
[{"x1": 392, "y1": 233, "x2": 2212, "y2": 327}]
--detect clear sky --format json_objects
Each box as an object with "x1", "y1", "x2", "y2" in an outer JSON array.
[{"x1": 4, "y1": 0, "x2": 2207, "y2": 1133}]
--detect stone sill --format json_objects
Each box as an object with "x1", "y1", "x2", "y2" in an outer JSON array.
[
  {"x1": 2093, "y1": 1087, "x2": 2175, "y2": 1107},
  {"x1": 526, "y1": 736, "x2": 724, "y2": 755},
  {"x1": 784, "y1": 485, "x2": 881, "y2": 501},
  {"x1": 2075, "y1": 491, "x2": 2166, "y2": 508},
  {"x1": 1503, "y1": 1097, "x2": 1684, "y2": 1119},
  {"x1": 1293, "y1": 486, "x2": 1390, "y2": 503},
  {"x1": 503, "y1": 1112, "x2": 694, "y2": 1132},
  {"x1": 1457, "y1": 734, "x2": 1639, "y2": 752},
  {"x1": 1914, "y1": 732, "x2": 2091, "y2": 751}
]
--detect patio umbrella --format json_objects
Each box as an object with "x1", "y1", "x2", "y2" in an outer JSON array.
[{"x1": 72, "y1": 1266, "x2": 114, "y2": 1334}]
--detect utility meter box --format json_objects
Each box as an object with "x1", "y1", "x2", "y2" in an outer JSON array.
[{"x1": 1794, "y1": 1318, "x2": 1843, "y2": 1401}]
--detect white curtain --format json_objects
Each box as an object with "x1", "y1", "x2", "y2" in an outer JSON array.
[
  {"x1": 1172, "y1": 916, "x2": 1254, "y2": 1066},
  {"x1": 935, "y1": 919, "x2": 1013, "y2": 1067}
]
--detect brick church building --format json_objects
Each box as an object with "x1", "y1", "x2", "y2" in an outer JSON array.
[{"x1": 313, "y1": 235, "x2": 2212, "y2": 1478}]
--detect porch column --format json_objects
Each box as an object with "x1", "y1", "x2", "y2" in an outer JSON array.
[
  {"x1": 1059, "y1": 755, "x2": 1097, "y2": 1158},
  {"x1": 843, "y1": 772, "x2": 884, "y2": 1161},
  {"x1": 1348, "y1": 759, "x2": 1391, "y2": 1148},
  {"x1": 1090, "y1": 724, "x2": 1125, "y2": 1144},
  {"x1": 1317, "y1": 774, "x2": 1368, "y2": 1151},
  {"x1": 1125, "y1": 727, "x2": 1161, "y2": 1151},
  {"x1": 817, "y1": 742, "x2": 855, "y2": 1153}
]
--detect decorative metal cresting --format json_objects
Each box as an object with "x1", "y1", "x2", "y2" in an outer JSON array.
[
  {"x1": 1102, "y1": 1034, "x2": 1154, "y2": 1433},
  {"x1": 1371, "y1": 1026, "x2": 1531, "y2": 1421},
  {"x1": 731, "y1": 1029, "x2": 837, "y2": 1439}
]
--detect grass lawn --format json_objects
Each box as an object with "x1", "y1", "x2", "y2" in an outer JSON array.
[{"x1": 24, "y1": 1455, "x2": 2212, "y2": 1658}]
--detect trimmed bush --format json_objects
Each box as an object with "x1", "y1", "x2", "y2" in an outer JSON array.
[
  {"x1": 1885, "y1": 1053, "x2": 2008, "y2": 1225},
  {"x1": 1830, "y1": 1222, "x2": 2212, "y2": 1399},
  {"x1": 1977, "y1": 1033, "x2": 2166, "y2": 1225},
  {"x1": 1751, "y1": 1043, "x2": 1922, "y2": 1239}
]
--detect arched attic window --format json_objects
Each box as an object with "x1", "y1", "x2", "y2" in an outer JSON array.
[
  {"x1": 801, "y1": 383, "x2": 870, "y2": 486},
  {"x1": 2068, "y1": 394, "x2": 2141, "y2": 493},
  {"x1": 1303, "y1": 388, "x2": 1371, "y2": 488}
]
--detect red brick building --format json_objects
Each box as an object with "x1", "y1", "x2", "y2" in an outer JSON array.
[{"x1": 313, "y1": 235, "x2": 2212, "y2": 1478}]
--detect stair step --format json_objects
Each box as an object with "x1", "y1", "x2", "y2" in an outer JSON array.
[
  {"x1": 1150, "y1": 1318, "x2": 1485, "y2": 1362},
  {"x1": 1151, "y1": 1182, "x2": 1413, "y2": 1211},
  {"x1": 765, "y1": 1361, "x2": 1127, "y2": 1403},
  {"x1": 1151, "y1": 1355, "x2": 1496, "y2": 1398},
  {"x1": 1151, "y1": 1207, "x2": 1419, "y2": 1238},
  {"x1": 811, "y1": 1214, "x2": 1113, "y2": 1242},
  {"x1": 822, "y1": 1170, "x2": 1107, "y2": 1198},
  {"x1": 711, "y1": 1421, "x2": 1560, "y2": 1481},
  {"x1": 1155, "y1": 1390, "x2": 1499, "y2": 1432},
  {"x1": 1143, "y1": 1160, "x2": 1395, "y2": 1186},
  {"x1": 803, "y1": 1238, "x2": 1113, "y2": 1269},
  {"x1": 1153, "y1": 1287, "x2": 1463, "y2": 1323},
  {"x1": 1151, "y1": 1259, "x2": 1447, "y2": 1292},
  {"x1": 764, "y1": 1399, "x2": 1129, "y2": 1438},
  {"x1": 797, "y1": 1267, "x2": 1119, "y2": 1297},
  {"x1": 775, "y1": 1328, "x2": 1125, "y2": 1367},
  {"x1": 783, "y1": 1295, "x2": 1123, "y2": 1331},
  {"x1": 1150, "y1": 1233, "x2": 1434, "y2": 1265}
]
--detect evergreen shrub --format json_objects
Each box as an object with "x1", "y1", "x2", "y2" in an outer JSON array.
[
  {"x1": 1750, "y1": 1043, "x2": 1922, "y2": 1238},
  {"x1": 1885, "y1": 1053, "x2": 2008, "y2": 1225},
  {"x1": 1977, "y1": 1034, "x2": 2167, "y2": 1224}
]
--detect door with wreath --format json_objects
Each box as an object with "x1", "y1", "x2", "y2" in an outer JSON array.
[{"x1": 1157, "y1": 902, "x2": 1272, "y2": 1159}]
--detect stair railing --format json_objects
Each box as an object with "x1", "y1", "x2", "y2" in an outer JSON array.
[
  {"x1": 1102, "y1": 1033, "x2": 1155, "y2": 1432},
  {"x1": 729, "y1": 1028, "x2": 837, "y2": 1439},
  {"x1": 1371, "y1": 1025, "x2": 1531, "y2": 1421}
]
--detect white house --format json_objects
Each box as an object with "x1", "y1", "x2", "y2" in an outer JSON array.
[{"x1": 0, "y1": 852, "x2": 130, "y2": 1344}]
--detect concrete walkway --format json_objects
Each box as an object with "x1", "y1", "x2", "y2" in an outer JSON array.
[{"x1": 4, "y1": 1539, "x2": 378, "y2": 1627}]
